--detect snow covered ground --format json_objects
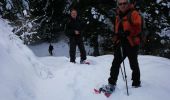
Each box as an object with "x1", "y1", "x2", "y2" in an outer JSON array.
[
  {"x1": 1, "y1": 18, "x2": 170, "y2": 100},
  {"x1": 36, "y1": 55, "x2": 170, "y2": 100}
]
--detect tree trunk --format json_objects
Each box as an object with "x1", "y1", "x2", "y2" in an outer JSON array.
[{"x1": 93, "y1": 35, "x2": 100, "y2": 56}]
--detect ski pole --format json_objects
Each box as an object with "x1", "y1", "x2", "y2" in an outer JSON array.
[
  {"x1": 120, "y1": 67, "x2": 125, "y2": 81},
  {"x1": 120, "y1": 46, "x2": 129, "y2": 96}
]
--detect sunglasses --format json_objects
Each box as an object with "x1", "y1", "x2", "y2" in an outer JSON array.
[{"x1": 118, "y1": 2, "x2": 128, "y2": 6}]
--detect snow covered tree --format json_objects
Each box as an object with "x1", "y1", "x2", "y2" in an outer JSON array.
[
  {"x1": 1, "y1": 0, "x2": 67, "y2": 44},
  {"x1": 28, "y1": 0, "x2": 67, "y2": 43},
  {"x1": 137, "y1": 0, "x2": 170, "y2": 58},
  {"x1": 1, "y1": 0, "x2": 170, "y2": 58}
]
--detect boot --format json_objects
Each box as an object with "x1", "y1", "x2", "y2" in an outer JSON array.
[
  {"x1": 100, "y1": 84, "x2": 115, "y2": 93},
  {"x1": 132, "y1": 81, "x2": 141, "y2": 88}
]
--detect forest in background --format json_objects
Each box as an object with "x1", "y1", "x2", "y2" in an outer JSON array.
[{"x1": 0, "y1": 0, "x2": 169, "y2": 58}]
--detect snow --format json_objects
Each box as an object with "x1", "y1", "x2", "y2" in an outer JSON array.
[
  {"x1": 23, "y1": 10, "x2": 28, "y2": 16},
  {"x1": 43, "y1": 0, "x2": 50, "y2": 11},
  {"x1": 5, "y1": 0, "x2": 13, "y2": 10},
  {"x1": 91, "y1": 7, "x2": 106, "y2": 22},
  {"x1": 22, "y1": 0, "x2": 29, "y2": 10},
  {"x1": 36, "y1": 55, "x2": 170, "y2": 100},
  {"x1": 156, "y1": 0, "x2": 162, "y2": 4},
  {"x1": 1, "y1": 18, "x2": 170, "y2": 100},
  {"x1": 157, "y1": 28, "x2": 170, "y2": 39},
  {"x1": 168, "y1": 2, "x2": 170, "y2": 8},
  {"x1": 155, "y1": 10, "x2": 159, "y2": 14},
  {"x1": 28, "y1": 22, "x2": 33, "y2": 28},
  {"x1": 0, "y1": 18, "x2": 50, "y2": 100},
  {"x1": 99, "y1": 15, "x2": 104, "y2": 22},
  {"x1": 91, "y1": 7, "x2": 98, "y2": 19},
  {"x1": 161, "y1": 3, "x2": 167, "y2": 6}
]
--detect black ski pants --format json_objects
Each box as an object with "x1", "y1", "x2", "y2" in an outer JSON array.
[
  {"x1": 49, "y1": 50, "x2": 53, "y2": 56},
  {"x1": 69, "y1": 36, "x2": 86, "y2": 62},
  {"x1": 108, "y1": 43, "x2": 140, "y2": 85}
]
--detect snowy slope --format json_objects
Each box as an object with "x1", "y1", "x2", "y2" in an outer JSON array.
[
  {"x1": 1, "y1": 18, "x2": 170, "y2": 100},
  {"x1": 0, "y1": 18, "x2": 50, "y2": 100}
]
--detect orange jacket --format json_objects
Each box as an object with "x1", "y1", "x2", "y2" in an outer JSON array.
[{"x1": 114, "y1": 5, "x2": 142, "y2": 46}]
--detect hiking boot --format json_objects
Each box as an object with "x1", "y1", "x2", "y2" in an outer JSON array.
[
  {"x1": 80, "y1": 60, "x2": 89, "y2": 64},
  {"x1": 132, "y1": 81, "x2": 141, "y2": 88},
  {"x1": 70, "y1": 60, "x2": 76, "y2": 63},
  {"x1": 100, "y1": 84, "x2": 115, "y2": 93},
  {"x1": 80, "y1": 60, "x2": 85, "y2": 64}
]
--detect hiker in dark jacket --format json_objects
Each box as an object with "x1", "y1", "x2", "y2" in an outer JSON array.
[
  {"x1": 65, "y1": 8, "x2": 87, "y2": 64},
  {"x1": 48, "y1": 44, "x2": 54, "y2": 56}
]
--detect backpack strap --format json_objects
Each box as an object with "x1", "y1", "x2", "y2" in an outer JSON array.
[
  {"x1": 127, "y1": 8, "x2": 136, "y2": 25},
  {"x1": 117, "y1": 8, "x2": 136, "y2": 26}
]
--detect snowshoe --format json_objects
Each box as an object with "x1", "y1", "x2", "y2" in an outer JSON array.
[
  {"x1": 94, "y1": 84, "x2": 115, "y2": 97},
  {"x1": 80, "y1": 60, "x2": 90, "y2": 65}
]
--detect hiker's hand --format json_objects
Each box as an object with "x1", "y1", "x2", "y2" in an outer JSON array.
[
  {"x1": 118, "y1": 31, "x2": 130, "y2": 38},
  {"x1": 124, "y1": 31, "x2": 130, "y2": 37},
  {"x1": 113, "y1": 35, "x2": 120, "y2": 44},
  {"x1": 75, "y1": 30, "x2": 80, "y2": 35}
]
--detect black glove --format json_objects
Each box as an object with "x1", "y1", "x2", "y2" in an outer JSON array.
[
  {"x1": 124, "y1": 31, "x2": 130, "y2": 37},
  {"x1": 118, "y1": 31, "x2": 130, "y2": 38}
]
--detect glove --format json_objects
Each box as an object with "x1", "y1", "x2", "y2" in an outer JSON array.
[
  {"x1": 112, "y1": 34, "x2": 120, "y2": 45},
  {"x1": 124, "y1": 31, "x2": 130, "y2": 37},
  {"x1": 75, "y1": 30, "x2": 80, "y2": 35},
  {"x1": 118, "y1": 31, "x2": 130, "y2": 38}
]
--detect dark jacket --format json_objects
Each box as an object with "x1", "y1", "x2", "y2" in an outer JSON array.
[
  {"x1": 65, "y1": 17, "x2": 83, "y2": 38},
  {"x1": 49, "y1": 44, "x2": 53, "y2": 51}
]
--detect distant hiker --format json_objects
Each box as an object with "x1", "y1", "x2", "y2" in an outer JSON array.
[
  {"x1": 65, "y1": 8, "x2": 87, "y2": 64},
  {"x1": 48, "y1": 44, "x2": 54, "y2": 56},
  {"x1": 101, "y1": 0, "x2": 142, "y2": 93}
]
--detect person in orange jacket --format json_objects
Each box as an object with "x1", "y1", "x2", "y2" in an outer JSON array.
[
  {"x1": 110, "y1": 0, "x2": 142, "y2": 88},
  {"x1": 99, "y1": 0, "x2": 142, "y2": 93}
]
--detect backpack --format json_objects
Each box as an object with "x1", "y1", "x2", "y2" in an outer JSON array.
[{"x1": 127, "y1": 9, "x2": 148, "y2": 45}]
